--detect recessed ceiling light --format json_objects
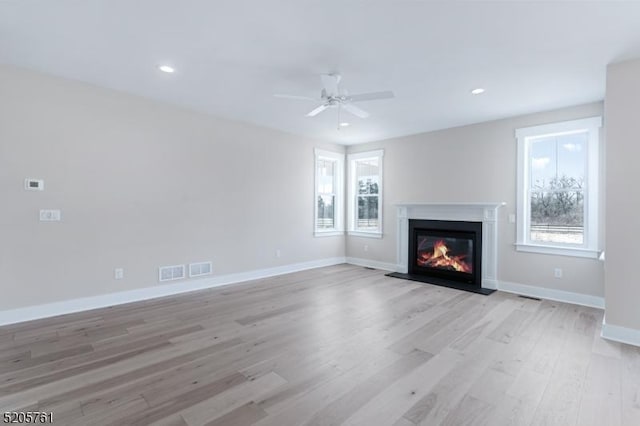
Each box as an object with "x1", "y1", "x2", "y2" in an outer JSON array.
[
  {"x1": 471, "y1": 88, "x2": 485, "y2": 95},
  {"x1": 158, "y1": 65, "x2": 175, "y2": 73},
  {"x1": 339, "y1": 122, "x2": 350, "y2": 127}
]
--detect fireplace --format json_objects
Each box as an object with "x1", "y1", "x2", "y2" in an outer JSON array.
[
  {"x1": 408, "y1": 219, "x2": 482, "y2": 291},
  {"x1": 388, "y1": 202, "x2": 504, "y2": 296}
]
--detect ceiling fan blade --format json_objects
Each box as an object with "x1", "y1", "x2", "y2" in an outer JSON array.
[
  {"x1": 306, "y1": 104, "x2": 329, "y2": 117},
  {"x1": 348, "y1": 91, "x2": 395, "y2": 102},
  {"x1": 274, "y1": 94, "x2": 318, "y2": 101},
  {"x1": 343, "y1": 103, "x2": 370, "y2": 118},
  {"x1": 320, "y1": 73, "x2": 341, "y2": 96}
]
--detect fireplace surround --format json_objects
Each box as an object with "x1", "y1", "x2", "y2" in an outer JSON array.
[{"x1": 389, "y1": 202, "x2": 505, "y2": 295}]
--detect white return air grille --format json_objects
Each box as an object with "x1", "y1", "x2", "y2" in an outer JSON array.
[
  {"x1": 189, "y1": 261, "x2": 212, "y2": 278},
  {"x1": 159, "y1": 264, "x2": 186, "y2": 282}
]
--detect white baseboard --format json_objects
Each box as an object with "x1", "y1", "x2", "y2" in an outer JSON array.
[
  {"x1": 498, "y1": 280, "x2": 605, "y2": 309},
  {"x1": 0, "y1": 257, "x2": 347, "y2": 327},
  {"x1": 345, "y1": 257, "x2": 398, "y2": 272},
  {"x1": 601, "y1": 316, "x2": 640, "y2": 348},
  {"x1": 1, "y1": 258, "x2": 610, "y2": 328},
  {"x1": 482, "y1": 279, "x2": 499, "y2": 290}
]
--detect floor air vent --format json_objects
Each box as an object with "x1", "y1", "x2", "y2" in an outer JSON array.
[
  {"x1": 189, "y1": 261, "x2": 212, "y2": 278},
  {"x1": 159, "y1": 265, "x2": 186, "y2": 282},
  {"x1": 518, "y1": 295, "x2": 541, "y2": 301}
]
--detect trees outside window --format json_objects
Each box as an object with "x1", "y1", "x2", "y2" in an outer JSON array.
[
  {"x1": 516, "y1": 117, "x2": 601, "y2": 258},
  {"x1": 348, "y1": 150, "x2": 383, "y2": 237},
  {"x1": 314, "y1": 149, "x2": 344, "y2": 237}
]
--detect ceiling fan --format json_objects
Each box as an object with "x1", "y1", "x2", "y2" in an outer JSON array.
[{"x1": 274, "y1": 73, "x2": 394, "y2": 121}]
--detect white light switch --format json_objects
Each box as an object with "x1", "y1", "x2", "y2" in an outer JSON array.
[
  {"x1": 509, "y1": 213, "x2": 516, "y2": 224},
  {"x1": 39, "y1": 209, "x2": 61, "y2": 222}
]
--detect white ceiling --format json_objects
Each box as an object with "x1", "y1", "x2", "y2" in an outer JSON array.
[{"x1": 2, "y1": 1, "x2": 640, "y2": 144}]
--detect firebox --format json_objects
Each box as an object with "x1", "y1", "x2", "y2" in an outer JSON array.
[{"x1": 402, "y1": 219, "x2": 488, "y2": 294}]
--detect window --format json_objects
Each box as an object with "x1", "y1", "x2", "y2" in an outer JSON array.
[
  {"x1": 516, "y1": 116, "x2": 601, "y2": 258},
  {"x1": 314, "y1": 149, "x2": 344, "y2": 236},
  {"x1": 348, "y1": 150, "x2": 384, "y2": 238}
]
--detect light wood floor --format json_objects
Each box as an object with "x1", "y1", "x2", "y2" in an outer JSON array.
[{"x1": 1, "y1": 264, "x2": 639, "y2": 425}]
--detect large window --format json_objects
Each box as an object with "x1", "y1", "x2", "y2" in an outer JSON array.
[
  {"x1": 314, "y1": 149, "x2": 344, "y2": 237},
  {"x1": 516, "y1": 116, "x2": 601, "y2": 258},
  {"x1": 348, "y1": 150, "x2": 383, "y2": 238}
]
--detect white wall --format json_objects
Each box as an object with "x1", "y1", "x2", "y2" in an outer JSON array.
[
  {"x1": 0, "y1": 65, "x2": 345, "y2": 311},
  {"x1": 604, "y1": 58, "x2": 640, "y2": 331},
  {"x1": 346, "y1": 102, "x2": 605, "y2": 298},
  {"x1": 0, "y1": 63, "x2": 610, "y2": 317}
]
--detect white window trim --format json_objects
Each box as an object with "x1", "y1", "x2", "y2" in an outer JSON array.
[
  {"x1": 515, "y1": 116, "x2": 602, "y2": 259},
  {"x1": 314, "y1": 148, "x2": 345, "y2": 237},
  {"x1": 347, "y1": 149, "x2": 384, "y2": 238}
]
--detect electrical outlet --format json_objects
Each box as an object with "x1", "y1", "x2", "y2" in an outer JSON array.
[
  {"x1": 114, "y1": 268, "x2": 124, "y2": 280},
  {"x1": 276, "y1": 249, "x2": 281, "y2": 258},
  {"x1": 554, "y1": 268, "x2": 563, "y2": 278},
  {"x1": 364, "y1": 245, "x2": 369, "y2": 252},
  {"x1": 39, "y1": 209, "x2": 61, "y2": 221}
]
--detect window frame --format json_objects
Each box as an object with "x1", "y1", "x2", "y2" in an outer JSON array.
[
  {"x1": 314, "y1": 148, "x2": 345, "y2": 237},
  {"x1": 515, "y1": 116, "x2": 602, "y2": 258},
  {"x1": 347, "y1": 149, "x2": 384, "y2": 238}
]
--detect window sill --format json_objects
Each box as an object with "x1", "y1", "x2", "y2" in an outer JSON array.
[
  {"x1": 348, "y1": 230, "x2": 383, "y2": 239},
  {"x1": 515, "y1": 243, "x2": 600, "y2": 259},
  {"x1": 314, "y1": 230, "x2": 345, "y2": 238}
]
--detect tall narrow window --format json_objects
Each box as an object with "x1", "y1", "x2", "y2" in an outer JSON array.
[
  {"x1": 516, "y1": 117, "x2": 601, "y2": 258},
  {"x1": 348, "y1": 150, "x2": 384, "y2": 238},
  {"x1": 314, "y1": 149, "x2": 344, "y2": 237}
]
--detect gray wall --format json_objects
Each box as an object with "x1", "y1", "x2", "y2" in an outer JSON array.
[
  {"x1": 0, "y1": 65, "x2": 345, "y2": 311},
  {"x1": 0, "y1": 63, "x2": 610, "y2": 314},
  {"x1": 604, "y1": 58, "x2": 640, "y2": 330},
  {"x1": 346, "y1": 102, "x2": 605, "y2": 297}
]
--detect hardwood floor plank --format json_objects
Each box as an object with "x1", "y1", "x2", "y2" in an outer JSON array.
[
  {"x1": 0, "y1": 337, "x2": 244, "y2": 410},
  {"x1": 121, "y1": 372, "x2": 248, "y2": 425},
  {"x1": 572, "y1": 308, "x2": 599, "y2": 336},
  {"x1": 73, "y1": 395, "x2": 148, "y2": 426},
  {"x1": 0, "y1": 266, "x2": 635, "y2": 425},
  {"x1": 202, "y1": 402, "x2": 267, "y2": 426},
  {"x1": 0, "y1": 344, "x2": 94, "y2": 374},
  {"x1": 418, "y1": 295, "x2": 502, "y2": 354},
  {"x1": 302, "y1": 350, "x2": 432, "y2": 426},
  {"x1": 0, "y1": 341, "x2": 171, "y2": 393},
  {"x1": 255, "y1": 365, "x2": 341, "y2": 412},
  {"x1": 341, "y1": 349, "x2": 463, "y2": 426},
  {"x1": 530, "y1": 329, "x2": 593, "y2": 426},
  {"x1": 591, "y1": 321, "x2": 622, "y2": 359},
  {"x1": 180, "y1": 371, "x2": 287, "y2": 426},
  {"x1": 620, "y1": 344, "x2": 640, "y2": 426},
  {"x1": 440, "y1": 394, "x2": 494, "y2": 426},
  {"x1": 149, "y1": 415, "x2": 189, "y2": 426},
  {"x1": 403, "y1": 393, "x2": 438, "y2": 424},
  {"x1": 254, "y1": 349, "x2": 402, "y2": 425},
  {"x1": 466, "y1": 367, "x2": 516, "y2": 406},
  {"x1": 576, "y1": 353, "x2": 622, "y2": 426},
  {"x1": 487, "y1": 309, "x2": 532, "y2": 344}
]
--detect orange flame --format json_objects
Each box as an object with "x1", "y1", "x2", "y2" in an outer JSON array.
[{"x1": 417, "y1": 239, "x2": 472, "y2": 273}]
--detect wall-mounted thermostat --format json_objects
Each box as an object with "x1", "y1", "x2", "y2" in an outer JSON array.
[{"x1": 25, "y1": 178, "x2": 44, "y2": 191}]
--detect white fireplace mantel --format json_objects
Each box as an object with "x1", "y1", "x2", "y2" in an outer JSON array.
[{"x1": 395, "y1": 202, "x2": 506, "y2": 290}]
